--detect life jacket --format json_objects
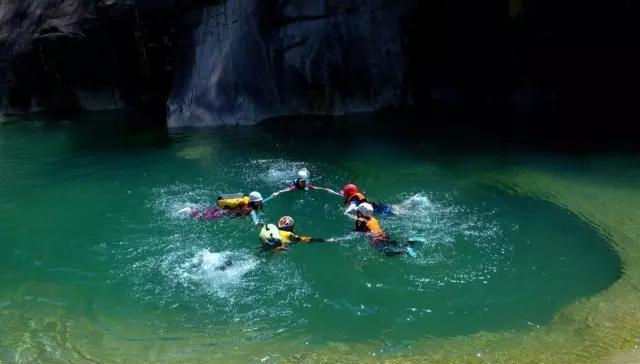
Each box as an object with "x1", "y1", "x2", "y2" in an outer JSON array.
[
  {"x1": 356, "y1": 216, "x2": 386, "y2": 240},
  {"x1": 345, "y1": 192, "x2": 367, "y2": 207},
  {"x1": 259, "y1": 224, "x2": 283, "y2": 249},
  {"x1": 278, "y1": 230, "x2": 295, "y2": 244},
  {"x1": 217, "y1": 193, "x2": 249, "y2": 210},
  {"x1": 278, "y1": 230, "x2": 311, "y2": 245}
]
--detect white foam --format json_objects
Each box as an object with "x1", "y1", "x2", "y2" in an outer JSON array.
[
  {"x1": 149, "y1": 183, "x2": 213, "y2": 219},
  {"x1": 249, "y1": 159, "x2": 309, "y2": 185},
  {"x1": 175, "y1": 205, "x2": 195, "y2": 216},
  {"x1": 172, "y1": 249, "x2": 258, "y2": 298},
  {"x1": 392, "y1": 193, "x2": 432, "y2": 215},
  {"x1": 381, "y1": 191, "x2": 508, "y2": 272}
]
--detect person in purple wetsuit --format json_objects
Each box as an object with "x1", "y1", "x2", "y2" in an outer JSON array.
[
  {"x1": 187, "y1": 192, "x2": 264, "y2": 224},
  {"x1": 269, "y1": 168, "x2": 341, "y2": 200},
  {"x1": 190, "y1": 207, "x2": 225, "y2": 220}
]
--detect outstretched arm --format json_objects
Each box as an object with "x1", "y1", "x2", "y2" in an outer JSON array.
[
  {"x1": 266, "y1": 187, "x2": 293, "y2": 202},
  {"x1": 313, "y1": 186, "x2": 343, "y2": 197},
  {"x1": 249, "y1": 210, "x2": 261, "y2": 225},
  {"x1": 294, "y1": 236, "x2": 336, "y2": 243}
]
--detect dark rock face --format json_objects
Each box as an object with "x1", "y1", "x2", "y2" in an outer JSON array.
[
  {"x1": 168, "y1": 0, "x2": 408, "y2": 126},
  {"x1": 5, "y1": 0, "x2": 408, "y2": 125},
  {"x1": 0, "y1": 0, "x2": 177, "y2": 119},
  {"x1": 0, "y1": 1, "x2": 98, "y2": 113},
  {"x1": 1, "y1": 0, "x2": 639, "y2": 136},
  {"x1": 0, "y1": 1, "x2": 90, "y2": 56}
]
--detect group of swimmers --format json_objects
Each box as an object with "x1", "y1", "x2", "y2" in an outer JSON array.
[{"x1": 180, "y1": 168, "x2": 417, "y2": 257}]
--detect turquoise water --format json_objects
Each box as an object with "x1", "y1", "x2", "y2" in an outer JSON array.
[{"x1": 0, "y1": 117, "x2": 621, "y2": 361}]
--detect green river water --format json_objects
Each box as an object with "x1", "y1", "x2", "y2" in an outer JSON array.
[{"x1": 0, "y1": 115, "x2": 637, "y2": 363}]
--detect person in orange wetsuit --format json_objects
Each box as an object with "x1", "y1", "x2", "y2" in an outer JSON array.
[{"x1": 353, "y1": 203, "x2": 416, "y2": 257}]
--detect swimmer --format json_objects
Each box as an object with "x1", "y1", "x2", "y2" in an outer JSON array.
[
  {"x1": 353, "y1": 203, "x2": 416, "y2": 257},
  {"x1": 215, "y1": 259, "x2": 233, "y2": 271},
  {"x1": 341, "y1": 183, "x2": 394, "y2": 217},
  {"x1": 268, "y1": 168, "x2": 342, "y2": 200},
  {"x1": 179, "y1": 191, "x2": 265, "y2": 224},
  {"x1": 259, "y1": 216, "x2": 333, "y2": 252}
]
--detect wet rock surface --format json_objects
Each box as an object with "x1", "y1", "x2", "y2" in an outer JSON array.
[
  {"x1": 168, "y1": 0, "x2": 408, "y2": 126},
  {"x1": 1, "y1": 0, "x2": 638, "y2": 135},
  {"x1": 0, "y1": 0, "x2": 177, "y2": 117}
]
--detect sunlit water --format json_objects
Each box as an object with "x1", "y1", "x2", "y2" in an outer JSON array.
[{"x1": 0, "y1": 116, "x2": 622, "y2": 362}]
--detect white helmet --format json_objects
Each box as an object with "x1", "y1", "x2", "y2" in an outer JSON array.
[
  {"x1": 249, "y1": 191, "x2": 263, "y2": 202},
  {"x1": 297, "y1": 169, "x2": 309, "y2": 180},
  {"x1": 357, "y1": 203, "x2": 374, "y2": 217}
]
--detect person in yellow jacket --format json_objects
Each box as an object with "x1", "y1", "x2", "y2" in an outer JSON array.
[
  {"x1": 259, "y1": 216, "x2": 333, "y2": 252},
  {"x1": 218, "y1": 191, "x2": 264, "y2": 224},
  {"x1": 181, "y1": 191, "x2": 264, "y2": 224}
]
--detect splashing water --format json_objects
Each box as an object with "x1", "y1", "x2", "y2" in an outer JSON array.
[
  {"x1": 0, "y1": 119, "x2": 623, "y2": 363},
  {"x1": 169, "y1": 250, "x2": 258, "y2": 298}
]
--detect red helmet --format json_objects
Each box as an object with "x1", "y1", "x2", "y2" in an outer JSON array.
[{"x1": 341, "y1": 184, "x2": 358, "y2": 199}]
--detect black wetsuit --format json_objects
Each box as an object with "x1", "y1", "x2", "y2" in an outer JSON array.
[
  {"x1": 354, "y1": 218, "x2": 410, "y2": 256},
  {"x1": 371, "y1": 240, "x2": 411, "y2": 256}
]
